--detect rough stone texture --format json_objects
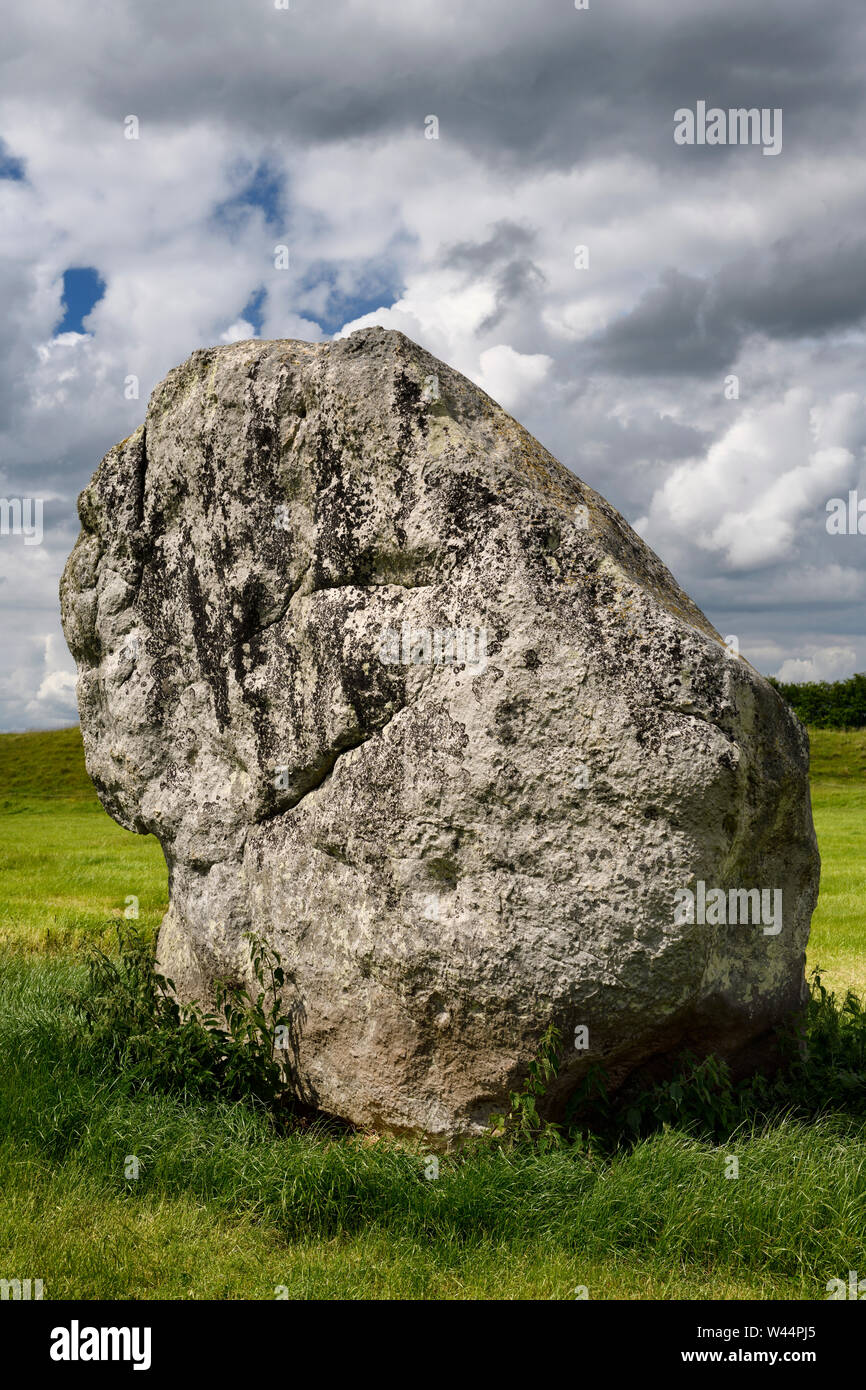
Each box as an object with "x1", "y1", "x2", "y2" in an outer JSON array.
[{"x1": 61, "y1": 328, "x2": 820, "y2": 1139}]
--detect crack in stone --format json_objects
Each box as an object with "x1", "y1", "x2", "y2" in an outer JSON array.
[{"x1": 258, "y1": 694, "x2": 409, "y2": 826}]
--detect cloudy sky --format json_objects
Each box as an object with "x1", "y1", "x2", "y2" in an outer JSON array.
[{"x1": 2, "y1": 0, "x2": 865, "y2": 729}]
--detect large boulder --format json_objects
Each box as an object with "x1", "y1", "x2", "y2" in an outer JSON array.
[{"x1": 61, "y1": 328, "x2": 820, "y2": 1139}]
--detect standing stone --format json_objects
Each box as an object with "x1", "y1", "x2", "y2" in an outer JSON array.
[{"x1": 61, "y1": 328, "x2": 820, "y2": 1139}]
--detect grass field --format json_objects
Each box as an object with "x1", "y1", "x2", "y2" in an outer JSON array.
[
  {"x1": 805, "y1": 728, "x2": 866, "y2": 998},
  {"x1": 0, "y1": 726, "x2": 864, "y2": 1301}
]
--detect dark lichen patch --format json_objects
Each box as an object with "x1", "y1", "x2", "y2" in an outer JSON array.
[
  {"x1": 351, "y1": 543, "x2": 441, "y2": 590},
  {"x1": 435, "y1": 469, "x2": 501, "y2": 545},
  {"x1": 309, "y1": 420, "x2": 368, "y2": 588},
  {"x1": 493, "y1": 695, "x2": 530, "y2": 746},
  {"x1": 183, "y1": 551, "x2": 230, "y2": 731},
  {"x1": 392, "y1": 367, "x2": 428, "y2": 444},
  {"x1": 425, "y1": 855, "x2": 459, "y2": 887}
]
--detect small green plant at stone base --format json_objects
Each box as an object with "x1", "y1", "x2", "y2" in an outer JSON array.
[
  {"x1": 210, "y1": 931, "x2": 294, "y2": 1100},
  {"x1": 489, "y1": 1023, "x2": 563, "y2": 1151},
  {"x1": 562, "y1": 1062, "x2": 613, "y2": 1155},
  {"x1": 564, "y1": 969, "x2": 866, "y2": 1151},
  {"x1": 620, "y1": 1052, "x2": 739, "y2": 1139},
  {"x1": 69, "y1": 924, "x2": 296, "y2": 1108}
]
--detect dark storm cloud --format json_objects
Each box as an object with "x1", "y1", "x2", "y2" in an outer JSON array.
[
  {"x1": 5, "y1": 0, "x2": 865, "y2": 170},
  {"x1": 592, "y1": 231, "x2": 866, "y2": 377},
  {"x1": 590, "y1": 269, "x2": 741, "y2": 376},
  {"x1": 718, "y1": 236, "x2": 866, "y2": 339},
  {"x1": 444, "y1": 221, "x2": 546, "y2": 334},
  {"x1": 445, "y1": 222, "x2": 536, "y2": 271}
]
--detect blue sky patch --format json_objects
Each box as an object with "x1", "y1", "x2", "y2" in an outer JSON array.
[
  {"x1": 299, "y1": 262, "x2": 403, "y2": 337},
  {"x1": 241, "y1": 286, "x2": 266, "y2": 335},
  {"x1": 213, "y1": 161, "x2": 284, "y2": 235},
  {"x1": 56, "y1": 267, "x2": 106, "y2": 334},
  {"x1": 0, "y1": 140, "x2": 25, "y2": 180}
]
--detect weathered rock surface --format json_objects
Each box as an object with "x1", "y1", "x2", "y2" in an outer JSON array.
[{"x1": 61, "y1": 328, "x2": 820, "y2": 1139}]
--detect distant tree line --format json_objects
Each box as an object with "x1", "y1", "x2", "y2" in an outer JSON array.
[{"x1": 768, "y1": 672, "x2": 866, "y2": 728}]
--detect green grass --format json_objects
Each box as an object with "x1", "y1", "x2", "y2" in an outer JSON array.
[
  {"x1": 0, "y1": 725, "x2": 863, "y2": 1300},
  {"x1": 0, "y1": 728, "x2": 166, "y2": 951},
  {"x1": 1, "y1": 956, "x2": 860, "y2": 1300},
  {"x1": 804, "y1": 728, "x2": 866, "y2": 998}
]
